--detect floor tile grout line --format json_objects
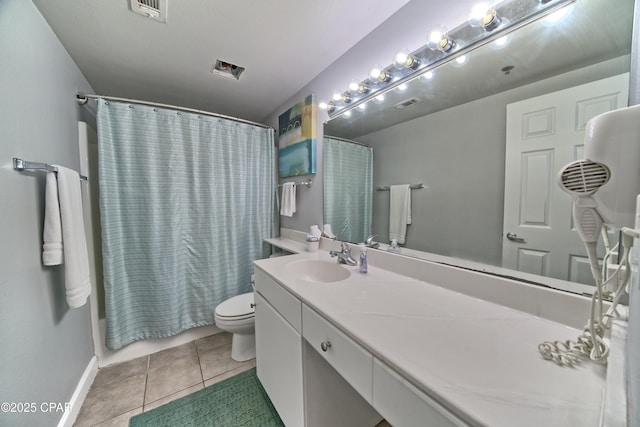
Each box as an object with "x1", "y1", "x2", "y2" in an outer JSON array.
[
  {"x1": 142, "y1": 355, "x2": 150, "y2": 411},
  {"x1": 194, "y1": 341, "x2": 206, "y2": 386}
]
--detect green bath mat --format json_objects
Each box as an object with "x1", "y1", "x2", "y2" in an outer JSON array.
[{"x1": 129, "y1": 368, "x2": 284, "y2": 427}]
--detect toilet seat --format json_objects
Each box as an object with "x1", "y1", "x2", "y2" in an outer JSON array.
[{"x1": 215, "y1": 292, "x2": 254, "y2": 319}]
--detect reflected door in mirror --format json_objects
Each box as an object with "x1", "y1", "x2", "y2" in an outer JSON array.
[{"x1": 502, "y1": 73, "x2": 629, "y2": 285}]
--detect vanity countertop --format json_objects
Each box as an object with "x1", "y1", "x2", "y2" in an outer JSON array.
[{"x1": 254, "y1": 249, "x2": 606, "y2": 427}]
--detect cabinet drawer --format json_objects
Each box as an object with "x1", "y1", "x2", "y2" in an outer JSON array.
[
  {"x1": 372, "y1": 359, "x2": 467, "y2": 427},
  {"x1": 302, "y1": 304, "x2": 373, "y2": 402},
  {"x1": 253, "y1": 268, "x2": 301, "y2": 332}
]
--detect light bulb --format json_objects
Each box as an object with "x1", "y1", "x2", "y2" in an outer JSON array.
[
  {"x1": 341, "y1": 92, "x2": 352, "y2": 103},
  {"x1": 428, "y1": 26, "x2": 455, "y2": 52},
  {"x1": 393, "y1": 49, "x2": 419, "y2": 70},
  {"x1": 318, "y1": 101, "x2": 328, "y2": 110},
  {"x1": 358, "y1": 82, "x2": 370, "y2": 94},
  {"x1": 469, "y1": 3, "x2": 501, "y2": 31},
  {"x1": 369, "y1": 65, "x2": 383, "y2": 82},
  {"x1": 428, "y1": 28, "x2": 444, "y2": 45},
  {"x1": 332, "y1": 91, "x2": 342, "y2": 102},
  {"x1": 326, "y1": 101, "x2": 336, "y2": 113},
  {"x1": 378, "y1": 68, "x2": 391, "y2": 82},
  {"x1": 348, "y1": 79, "x2": 360, "y2": 93}
]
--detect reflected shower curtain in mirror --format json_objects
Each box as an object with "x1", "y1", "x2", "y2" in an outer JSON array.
[
  {"x1": 97, "y1": 100, "x2": 274, "y2": 350},
  {"x1": 323, "y1": 137, "x2": 373, "y2": 243}
]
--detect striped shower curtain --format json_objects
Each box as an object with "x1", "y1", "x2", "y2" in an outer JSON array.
[
  {"x1": 323, "y1": 137, "x2": 373, "y2": 244},
  {"x1": 97, "y1": 100, "x2": 274, "y2": 350}
]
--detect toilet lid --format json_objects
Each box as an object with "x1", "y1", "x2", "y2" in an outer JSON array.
[{"x1": 215, "y1": 292, "x2": 254, "y2": 318}]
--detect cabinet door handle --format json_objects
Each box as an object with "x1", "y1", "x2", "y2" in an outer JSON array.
[
  {"x1": 250, "y1": 303, "x2": 256, "y2": 308},
  {"x1": 320, "y1": 341, "x2": 332, "y2": 352}
]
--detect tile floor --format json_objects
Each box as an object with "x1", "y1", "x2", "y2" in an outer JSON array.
[
  {"x1": 74, "y1": 332, "x2": 392, "y2": 427},
  {"x1": 74, "y1": 332, "x2": 254, "y2": 427}
]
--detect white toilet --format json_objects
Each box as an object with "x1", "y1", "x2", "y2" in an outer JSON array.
[{"x1": 214, "y1": 292, "x2": 256, "y2": 361}]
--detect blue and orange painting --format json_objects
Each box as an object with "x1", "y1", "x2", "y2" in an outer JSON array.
[{"x1": 278, "y1": 94, "x2": 317, "y2": 177}]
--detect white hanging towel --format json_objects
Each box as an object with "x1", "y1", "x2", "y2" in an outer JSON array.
[
  {"x1": 54, "y1": 166, "x2": 92, "y2": 308},
  {"x1": 280, "y1": 182, "x2": 296, "y2": 217},
  {"x1": 389, "y1": 184, "x2": 412, "y2": 244},
  {"x1": 42, "y1": 172, "x2": 64, "y2": 266}
]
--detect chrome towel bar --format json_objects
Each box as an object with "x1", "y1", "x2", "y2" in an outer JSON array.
[
  {"x1": 13, "y1": 157, "x2": 88, "y2": 181},
  {"x1": 277, "y1": 179, "x2": 312, "y2": 188},
  {"x1": 377, "y1": 183, "x2": 424, "y2": 191}
]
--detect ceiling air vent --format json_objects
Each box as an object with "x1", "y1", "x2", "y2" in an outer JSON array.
[
  {"x1": 394, "y1": 97, "x2": 422, "y2": 109},
  {"x1": 129, "y1": 0, "x2": 167, "y2": 23},
  {"x1": 211, "y1": 60, "x2": 246, "y2": 80}
]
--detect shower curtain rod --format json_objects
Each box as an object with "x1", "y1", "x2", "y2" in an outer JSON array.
[
  {"x1": 324, "y1": 135, "x2": 370, "y2": 147},
  {"x1": 76, "y1": 93, "x2": 274, "y2": 131}
]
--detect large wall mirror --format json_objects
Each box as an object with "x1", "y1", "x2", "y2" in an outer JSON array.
[{"x1": 323, "y1": 0, "x2": 634, "y2": 294}]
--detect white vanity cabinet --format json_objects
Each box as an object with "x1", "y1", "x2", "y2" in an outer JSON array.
[
  {"x1": 254, "y1": 264, "x2": 465, "y2": 427},
  {"x1": 255, "y1": 241, "x2": 606, "y2": 427},
  {"x1": 254, "y1": 269, "x2": 304, "y2": 427}
]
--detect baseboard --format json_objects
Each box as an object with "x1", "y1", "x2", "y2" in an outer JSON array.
[
  {"x1": 96, "y1": 322, "x2": 221, "y2": 367},
  {"x1": 57, "y1": 355, "x2": 99, "y2": 427}
]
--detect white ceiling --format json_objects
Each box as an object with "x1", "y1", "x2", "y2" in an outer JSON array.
[{"x1": 32, "y1": 0, "x2": 410, "y2": 123}]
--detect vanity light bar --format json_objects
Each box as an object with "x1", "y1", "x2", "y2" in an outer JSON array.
[{"x1": 323, "y1": 0, "x2": 577, "y2": 118}]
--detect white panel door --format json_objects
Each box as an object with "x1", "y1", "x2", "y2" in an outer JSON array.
[{"x1": 502, "y1": 74, "x2": 628, "y2": 284}]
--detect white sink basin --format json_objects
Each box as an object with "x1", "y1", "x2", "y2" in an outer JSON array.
[{"x1": 286, "y1": 259, "x2": 351, "y2": 283}]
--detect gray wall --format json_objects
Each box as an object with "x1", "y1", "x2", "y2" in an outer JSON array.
[
  {"x1": 357, "y1": 57, "x2": 629, "y2": 266},
  {"x1": 0, "y1": 1, "x2": 95, "y2": 426},
  {"x1": 262, "y1": 0, "x2": 473, "y2": 237}
]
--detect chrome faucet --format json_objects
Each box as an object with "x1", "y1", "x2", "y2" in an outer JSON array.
[
  {"x1": 365, "y1": 234, "x2": 380, "y2": 249},
  {"x1": 329, "y1": 242, "x2": 358, "y2": 266}
]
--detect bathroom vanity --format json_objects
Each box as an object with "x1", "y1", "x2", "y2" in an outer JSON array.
[{"x1": 253, "y1": 235, "x2": 607, "y2": 426}]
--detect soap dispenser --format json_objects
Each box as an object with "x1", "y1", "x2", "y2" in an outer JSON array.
[
  {"x1": 387, "y1": 239, "x2": 401, "y2": 254},
  {"x1": 359, "y1": 245, "x2": 368, "y2": 274}
]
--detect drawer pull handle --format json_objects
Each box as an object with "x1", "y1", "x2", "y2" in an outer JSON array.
[
  {"x1": 250, "y1": 303, "x2": 256, "y2": 309},
  {"x1": 321, "y1": 341, "x2": 332, "y2": 352}
]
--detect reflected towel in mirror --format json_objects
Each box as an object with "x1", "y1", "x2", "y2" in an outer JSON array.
[{"x1": 389, "y1": 184, "x2": 411, "y2": 244}]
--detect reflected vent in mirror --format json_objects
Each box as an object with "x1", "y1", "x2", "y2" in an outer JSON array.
[
  {"x1": 129, "y1": 0, "x2": 167, "y2": 23},
  {"x1": 394, "y1": 97, "x2": 422, "y2": 109}
]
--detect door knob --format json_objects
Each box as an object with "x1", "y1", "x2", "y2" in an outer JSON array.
[
  {"x1": 506, "y1": 232, "x2": 526, "y2": 243},
  {"x1": 320, "y1": 341, "x2": 332, "y2": 352}
]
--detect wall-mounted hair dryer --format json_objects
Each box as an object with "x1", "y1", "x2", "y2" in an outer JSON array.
[
  {"x1": 559, "y1": 104, "x2": 640, "y2": 232},
  {"x1": 541, "y1": 103, "x2": 640, "y2": 365},
  {"x1": 558, "y1": 103, "x2": 640, "y2": 288},
  {"x1": 580, "y1": 103, "x2": 640, "y2": 229}
]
